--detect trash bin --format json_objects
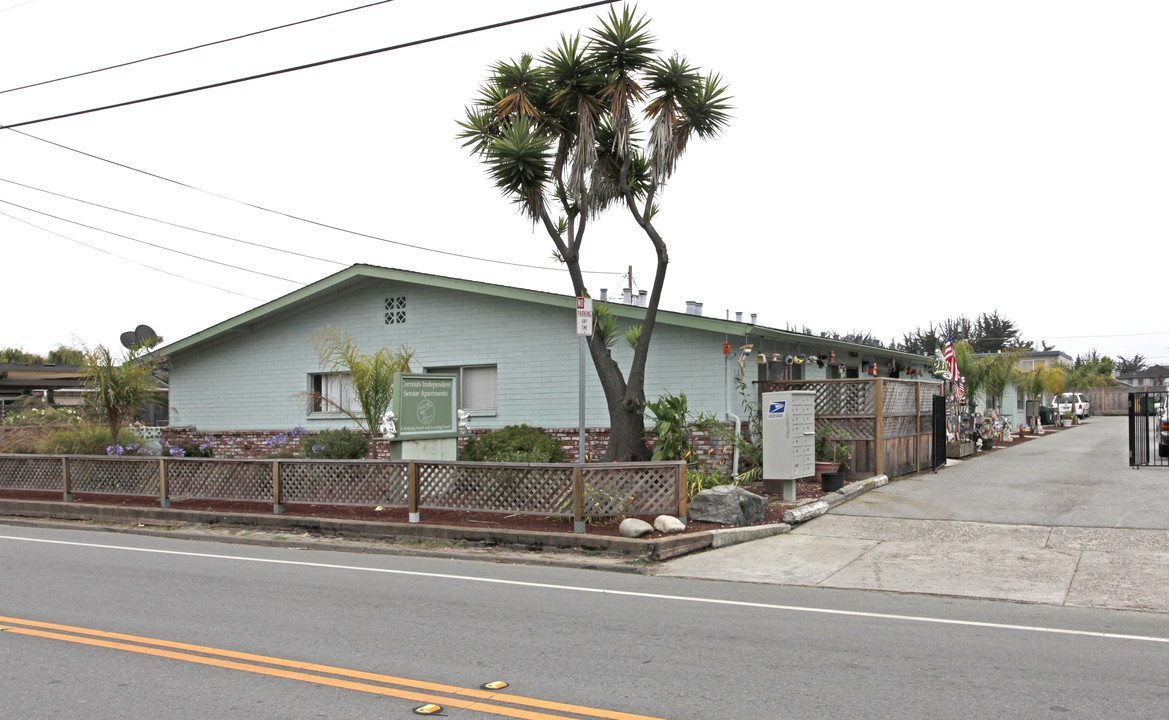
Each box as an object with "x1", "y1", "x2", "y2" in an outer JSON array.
[{"x1": 1039, "y1": 406, "x2": 1052, "y2": 424}]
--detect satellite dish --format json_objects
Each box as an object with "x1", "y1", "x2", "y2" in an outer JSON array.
[
  {"x1": 135, "y1": 324, "x2": 159, "y2": 346},
  {"x1": 120, "y1": 324, "x2": 160, "y2": 350}
]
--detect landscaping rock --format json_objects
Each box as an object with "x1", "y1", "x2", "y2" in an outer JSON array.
[
  {"x1": 619, "y1": 518, "x2": 654, "y2": 538},
  {"x1": 654, "y1": 515, "x2": 686, "y2": 534},
  {"x1": 687, "y1": 485, "x2": 766, "y2": 526}
]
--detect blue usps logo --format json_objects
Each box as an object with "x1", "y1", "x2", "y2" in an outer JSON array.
[{"x1": 767, "y1": 401, "x2": 786, "y2": 418}]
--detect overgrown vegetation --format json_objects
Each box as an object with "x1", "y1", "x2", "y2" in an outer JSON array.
[{"x1": 461, "y1": 424, "x2": 567, "y2": 463}]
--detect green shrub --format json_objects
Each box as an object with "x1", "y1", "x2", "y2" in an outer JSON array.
[
  {"x1": 686, "y1": 469, "x2": 732, "y2": 500},
  {"x1": 461, "y1": 424, "x2": 567, "y2": 463},
  {"x1": 301, "y1": 429, "x2": 370, "y2": 459},
  {"x1": 35, "y1": 424, "x2": 141, "y2": 455}
]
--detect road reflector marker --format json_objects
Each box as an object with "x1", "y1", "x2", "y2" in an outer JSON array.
[
  {"x1": 413, "y1": 704, "x2": 444, "y2": 715},
  {"x1": 481, "y1": 681, "x2": 509, "y2": 690}
]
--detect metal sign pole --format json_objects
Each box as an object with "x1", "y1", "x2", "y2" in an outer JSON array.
[
  {"x1": 575, "y1": 297, "x2": 593, "y2": 464},
  {"x1": 579, "y1": 334, "x2": 586, "y2": 463}
]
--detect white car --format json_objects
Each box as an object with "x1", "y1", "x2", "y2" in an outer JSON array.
[{"x1": 1052, "y1": 392, "x2": 1090, "y2": 419}]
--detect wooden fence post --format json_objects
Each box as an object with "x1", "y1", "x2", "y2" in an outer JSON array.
[
  {"x1": 408, "y1": 462, "x2": 419, "y2": 523},
  {"x1": 62, "y1": 456, "x2": 71, "y2": 502},
  {"x1": 159, "y1": 458, "x2": 170, "y2": 508},
  {"x1": 572, "y1": 466, "x2": 585, "y2": 534},
  {"x1": 677, "y1": 462, "x2": 689, "y2": 518},
  {"x1": 874, "y1": 377, "x2": 885, "y2": 477},
  {"x1": 272, "y1": 460, "x2": 283, "y2": 514}
]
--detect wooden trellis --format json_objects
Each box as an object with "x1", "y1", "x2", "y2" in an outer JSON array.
[{"x1": 761, "y1": 378, "x2": 943, "y2": 479}]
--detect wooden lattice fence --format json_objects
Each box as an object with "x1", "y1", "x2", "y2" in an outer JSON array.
[
  {"x1": 761, "y1": 378, "x2": 943, "y2": 479},
  {"x1": 0, "y1": 455, "x2": 686, "y2": 532}
]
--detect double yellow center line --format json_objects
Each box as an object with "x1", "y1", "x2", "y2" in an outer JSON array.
[{"x1": 0, "y1": 615, "x2": 665, "y2": 720}]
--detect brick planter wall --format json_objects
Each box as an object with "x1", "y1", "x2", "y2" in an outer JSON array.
[{"x1": 165, "y1": 421, "x2": 752, "y2": 472}]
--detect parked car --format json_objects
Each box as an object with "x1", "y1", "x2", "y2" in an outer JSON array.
[
  {"x1": 1159, "y1": 408, "x2": 1168, "y2": 458},
  {"x1": 1052, "y1": 392, "x2": 1090, "y2": 419}
]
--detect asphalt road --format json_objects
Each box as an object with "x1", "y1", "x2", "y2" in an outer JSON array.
[{"x1": 3, "y1": 523, "x2": 1169, "y2": 719}]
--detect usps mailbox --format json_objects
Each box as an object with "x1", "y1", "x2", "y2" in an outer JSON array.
[{"x1": 761, "y1": 390, "x2": 816, "y2": 501}]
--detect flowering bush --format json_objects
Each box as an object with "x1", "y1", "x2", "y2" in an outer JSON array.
[
  {"x1": 106, "y1": 440, "x2": 187, "y2": 457},
  {"x1": 2, "y1": 406, "x2": 82, "y2": 427}
]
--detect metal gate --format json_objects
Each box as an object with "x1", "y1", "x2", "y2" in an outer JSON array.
[
  {"x1": 931, "y1": 395, "x2": 947, "y2": 471},
  {"x1": 1128, "y1": 391, "x2": 1168, "y2": 468}
]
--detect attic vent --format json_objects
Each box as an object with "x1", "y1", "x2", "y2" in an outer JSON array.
[{"x1": 384, "y1": 296, "x2": 406, "y2": 324}]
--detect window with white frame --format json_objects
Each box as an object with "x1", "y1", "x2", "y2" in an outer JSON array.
[
  {"x1": 426, "y1": 365, "x2": 497, "y2": 413},
  {"x1": 309, "y1": 372, "x2": 353, "y2": 414}
]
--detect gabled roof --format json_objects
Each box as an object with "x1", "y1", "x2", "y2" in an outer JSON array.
[
  {"x1": 157, "y1": 264, "x2": 932, "y2": 364},
  {"x1": 1117, "y1": 364, "x2": 1169, "y2": 380}
]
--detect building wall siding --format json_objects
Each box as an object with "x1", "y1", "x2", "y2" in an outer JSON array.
[{"x1": 168, "y1": 280, "x2": 747, "y2": 433}]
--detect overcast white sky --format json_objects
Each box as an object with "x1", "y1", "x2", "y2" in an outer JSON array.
[{"x1": 2, "y1": 0, "x2": 1166, "y2": 365}]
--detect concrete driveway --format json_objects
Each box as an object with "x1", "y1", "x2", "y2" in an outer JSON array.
[{"x1": 657, "y1": 416, "x2": 1169, "y2": 612}]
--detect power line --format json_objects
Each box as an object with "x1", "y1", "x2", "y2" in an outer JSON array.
[
  {"x1": 0, "y1": 197, "x2": 305, "y2": 284},
  {"x1": 0, "y1": 0, "x2": 399, "y2": 95},
  {"x1": 6, "y1": 128, "x2": 625, "y2": 278},
  {"x1": 0, "y1": 208, "x2": 263, "y2": 300},
  {"x1": 0, "y1": 0, "x2": 616, "y2": 130},
  {"x1": 0, "y1": 176, "x2": 348, "y2": 268}
]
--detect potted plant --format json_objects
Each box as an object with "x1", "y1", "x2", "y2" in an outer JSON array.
[{"x1": 815, "y1": 426, "x2": 852, "y2": 489}]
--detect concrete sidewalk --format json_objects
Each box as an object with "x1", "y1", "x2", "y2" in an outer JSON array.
[{"x1": 657, "y1": 418, "x2": 1169, "y2": 613}]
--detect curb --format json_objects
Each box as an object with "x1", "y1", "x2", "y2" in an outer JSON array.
[
  {"x1": 0, "y1": 499, "x2": 710, "y2": 564},
  {"x1": 782, "y1": 475, "x2": 889, "y2": 524},
  {"x1": 0, "y1": 474, "x2": 891, "y2": 565}
]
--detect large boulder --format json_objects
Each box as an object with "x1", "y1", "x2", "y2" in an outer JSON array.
[{"x1": 687, "y1": 485, "x2": 767, "y2": 526}]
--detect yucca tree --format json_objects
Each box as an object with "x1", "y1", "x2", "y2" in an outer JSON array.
[{"x1": 458, "y1": 6, "x2": 731, "y2": 460}]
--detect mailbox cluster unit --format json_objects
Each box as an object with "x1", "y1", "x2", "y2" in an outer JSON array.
[{"x1": 761, "y1": 390, "x2": 816, "y2": 501}]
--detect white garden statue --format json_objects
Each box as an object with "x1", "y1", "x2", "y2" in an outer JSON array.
[
  {"x1": 457, "y1": 409, "x2": 470, "y2": 434},
  {"x1": 379, "y1": 409, "x2": 397, "y2": 439}
]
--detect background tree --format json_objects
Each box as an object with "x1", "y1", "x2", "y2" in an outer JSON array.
[
  {"x1": 458, "y1": 7, "x2": 731, "y2": 460},
  {"x1": 311, "y1": 327, "x2": 414, "y2": 442},
  {"x1": 47, "y1": 345, "x2": 84, "y2": 365},
  {"x1": 970, "y1": 311, "x2": 1031, "y2": 353},
  {"x1": 1, "y1": 347, "x2": 45, "y2": 364},
  {"x1": 1115, "y1": 354, "x2": 1147, "y2": 376},
  {"x1": 81, "y1": 341, "x2": 164, "y2": 444}
]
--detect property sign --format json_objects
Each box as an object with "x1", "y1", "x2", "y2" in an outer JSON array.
[
  {"x1": 576, "y1": 297, "x2": 593, "y2": 336},
  {"x1": 392, "y1": 373, "x2": 458, "y2": 439}
]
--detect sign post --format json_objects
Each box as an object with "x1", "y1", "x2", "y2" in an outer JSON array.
[{"x1": 576, "y1": 298, "x2": 593, "y2": 468}]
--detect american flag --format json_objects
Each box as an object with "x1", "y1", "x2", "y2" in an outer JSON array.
[
  {"x1": 955, "y1": 375, "x2": 965, "y2": 401},
  {"x1": 943, "y1": 333, "x2": 958, "y2": 380}
]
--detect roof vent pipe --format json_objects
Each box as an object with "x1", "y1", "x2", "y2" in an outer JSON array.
[
  {"x1": 694, "y1": 302, "x2": 702, "y2": 316},
  {"x1": 638, "y1": 290, "x2": 647, "y2": 307},
  {"x1": 685, "y1": 301, "x2": 697, "y2": 315},
  {"x1": 623, "y1": 287, "x2": 632, "y2": 305},
  {"x1": 600, "y1": 288, "x2": 607, "y2": 302},
  {"x1": 751, "y1": 313, "x2": 757, "y2": 324},
  {"x1": 735, "y1": 312, "x2": 743, "y2": 322}
]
